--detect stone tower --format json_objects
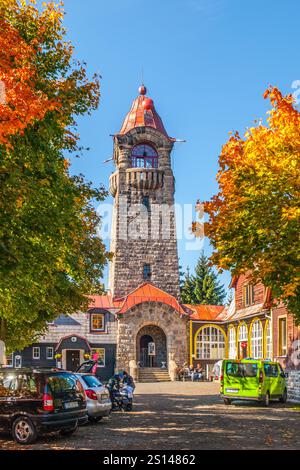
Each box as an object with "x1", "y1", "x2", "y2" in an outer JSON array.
[{"x1": 109, "y1": 85, "x2": 180, "y2": 299}]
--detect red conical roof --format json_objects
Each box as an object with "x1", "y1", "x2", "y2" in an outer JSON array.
[{"x1": 119, "y1": 85, "x2": 170, "y2": 139}]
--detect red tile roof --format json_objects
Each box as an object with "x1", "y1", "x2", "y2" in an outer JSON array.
[
  {"x1": 87, "y1": 283, "x2": 189, "y2": 316},
  {"x1": 88, "y1": 295, "x2": 122, "y2": 310},
  {"x1": 117, "y1": 282, "x2": 187, "y2": 315},
  {"x1": 185, "y1": 304, "x2": 225, "y2": 321},
  {"x1": 119, "y1": 87, "x2": 171, "y2": 139}
]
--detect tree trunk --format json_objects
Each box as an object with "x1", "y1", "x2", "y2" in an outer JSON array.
[
  {"x1": 0, "y1": 319, "x2": 7, "y2": 365},
  {"x1": 0, "y1": 318, "x2": 7, "y2": 341}
]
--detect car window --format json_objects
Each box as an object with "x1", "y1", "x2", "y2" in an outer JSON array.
[
  {"x1": 82, "y1": 375, "x2": 102, "y2": 388},
  {"x1": 226, "y1": 362, "x2": 258, "y2": 377},
  {"x1": 47, "y1": 373, "x2": 80, "y2": 396},
  {"x1": 264, "y1": 364, "x2": 279, "y2": 377},
  {"x1": 0, "y1": 373, "x2": 18, "y2": 397},
  {"x1": 0, "y1": 372, "x2": 41, "y2": 398}
]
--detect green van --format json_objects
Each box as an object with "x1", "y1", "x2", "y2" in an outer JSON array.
[{"x1": 220, "y1": 359, "x2": 288, "y2": 406}]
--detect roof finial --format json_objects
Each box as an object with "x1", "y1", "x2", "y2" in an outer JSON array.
[{"x1": 138, "y1": 84, "x2": 147, "y2": 95}]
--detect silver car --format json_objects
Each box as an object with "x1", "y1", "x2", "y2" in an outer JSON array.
[{"x1": 75, "y1": 373, "x2": 111, "y2": 422}]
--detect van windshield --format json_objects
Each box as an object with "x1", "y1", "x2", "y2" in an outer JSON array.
[{"x1": 226, "y1": 362, "x2": 258, "y2": 378}]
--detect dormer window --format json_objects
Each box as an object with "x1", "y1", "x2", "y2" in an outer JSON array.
[
  {"x1": 243, "y1": 284, "x2": 255, "y2": 307},
  {"x1": 131, "y1": 144, "x2": 158, "y2": 169},
  {"x1": 90, "y1": 313, "x2": 105, "y2": 332}
]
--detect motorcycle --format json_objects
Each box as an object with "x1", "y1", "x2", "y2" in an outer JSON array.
[{"x1": 107, "y1": 379, "x2": 134, "y2": 412}]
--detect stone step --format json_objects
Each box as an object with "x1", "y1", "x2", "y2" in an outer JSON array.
[
  {"x1": 138, "y1": 368, "x2": 171, "y2": 382},
  {"x1": 139, "y1": 372, "x2": 170, "y2": 376},
  {"x1": 140, "y1": 379, "x2": 171, "y2": 383}
]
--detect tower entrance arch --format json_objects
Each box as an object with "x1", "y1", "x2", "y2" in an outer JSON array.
[{"x1": 137, "y1": 325, "x2": 167, "y2": 368}]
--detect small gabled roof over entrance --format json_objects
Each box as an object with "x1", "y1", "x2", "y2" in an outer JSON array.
[{"x1": 116, "y1": 282, "x2": 188, "y2": 316}]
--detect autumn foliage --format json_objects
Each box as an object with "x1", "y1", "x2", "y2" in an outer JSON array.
[
  {"x1": 0, "y1": 2, "x2": 60, "y2": 143},
  {"x1": 203, "y1": 87, "x2": 300, "y2": 321},
  {"x1": 0, "y1": 1, "x2": 107, "y2": 350}
]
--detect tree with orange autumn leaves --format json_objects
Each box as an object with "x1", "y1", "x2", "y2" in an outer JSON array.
[
  {"x1": 202, "y1": 87, "x2": 300, "y2": 321},
  {"x1": 0, "y1": 12, "x2": 57, "y2": 144},
  {"x1": 0, "y1": 1, "x2": 109, "y2": 352}
]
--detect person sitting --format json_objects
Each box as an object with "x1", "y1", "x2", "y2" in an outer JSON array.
[
  {"x1": 176, "y1": 365, "x2": 184, "y2": 381},
  {"x1": 194, "y1": 363, "x2": 204, "y2": 381},
  {"x1": 176, "y1": 363, "x2": 187, "y2": 381},
  {"x1": 188, "y1": 364, "x2": 196, "y2": 381}
]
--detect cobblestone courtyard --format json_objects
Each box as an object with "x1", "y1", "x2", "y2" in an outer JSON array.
[{"x1": 0, "y1": 382, "x2": 299, "y2": 450}]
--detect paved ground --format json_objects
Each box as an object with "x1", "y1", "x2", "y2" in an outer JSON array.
[{"x1": 0, "y1": 382, "x2": 300, "y2": 450}]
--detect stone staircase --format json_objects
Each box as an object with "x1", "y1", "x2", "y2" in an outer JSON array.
[{"x1": 138, "y1": 367, "x2": 171, "y2": 382}]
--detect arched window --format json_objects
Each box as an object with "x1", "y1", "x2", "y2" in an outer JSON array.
[
  {"x1": 228, "y1": 326, "x2": 237, "y2": 359},
  {"x1": 265, "y1": 320, "x2": 272, "y2": 359},
  {"x1": 251, "y1": 320, "x2": 263, "y2": 359},
  {"x1": 131, "y1": 144, "x2": 158, "y2": 169},
  {"x1": 196, "y1": 326, "x2": 226, "y2": 360}
]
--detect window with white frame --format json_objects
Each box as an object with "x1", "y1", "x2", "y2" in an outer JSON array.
[
  {"x1": 46, "y1": 347, "x2": 54, "y2": 360},
  {"x1": 238, "y1": 323, "x2": 248, "y2": 342},
  {"x1": 90, "y1": 313, "x2": 105, "y2": 332},
  {"x1": 265, "y1": 320, "x2": 272, "y2": 359},
  {"x1": 196, "y1": 327, "x2": 226, "y2": 360},
  {"x1": 228, "y1": 327, "x2": 237, "y2": 359},
  {"x1": 91, "y1": 348, "x2": 105, "y2": 367},
  {"x1": 14, "y1": 356, "x2": 22, "y2": 368},
  {"x1": 251, "y1": 320, "x2": 263, "y2": 359},
  {"x1": 32, "y1": 347, "x2": 40, "y2": 360}
]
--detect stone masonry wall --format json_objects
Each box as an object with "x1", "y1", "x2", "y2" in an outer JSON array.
[
  {"x1": 108, "y1": 128, "x2": 180, "y2": 299},
  {"x1": 116, "y1": 302, "x2": 189, "y2": 372}
]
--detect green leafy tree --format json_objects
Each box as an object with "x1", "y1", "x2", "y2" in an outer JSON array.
[
  {"x1": 180, "y1": 267, "x2": 197, "y2": 304},
  {"x1": 181, "y1": 252, "x2": 226, "y2": 305},
  {"x1": 0, "y1": 1, "x2": 109, "y2": 351}
]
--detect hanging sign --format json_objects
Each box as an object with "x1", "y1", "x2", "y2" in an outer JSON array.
[{"x1": 148, "y1": 342, "x2": 155, "y2": 356}]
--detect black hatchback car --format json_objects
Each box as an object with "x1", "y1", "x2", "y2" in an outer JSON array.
[{"x1": 0, "y1": 368, "x2": 87, "y2": 444}]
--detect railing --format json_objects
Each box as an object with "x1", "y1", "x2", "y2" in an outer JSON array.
[
  {"x1": 126, "y1": 168, "x2": 164, "y2": 190},
  {"x1": 109, "y1": 169, "x2": 164, "y2": 195}
]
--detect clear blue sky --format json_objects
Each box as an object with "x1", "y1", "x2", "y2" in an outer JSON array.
[{"x1": 62, "y1": 0, "x2": 299, "y2": 296}]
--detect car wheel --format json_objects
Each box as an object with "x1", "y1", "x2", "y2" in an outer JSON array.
[
  {"x1": 264, "y1": 392, "x2": 270, "y2": 407},
  {"x1": 12, "y1": 416, "x2": 37, "y2": 445},
  {"x1": 224, "y1": 398, "x2": 232, "y2": 405},
  {"x1": 279, "y1": 389, "x2": 287, "y2": 404},
  {"x1": 60, "y1": 424, "x2": 78, "y2": 437},
  {"x1": 88, "y1": 416, "x2": 103, "y2": 423}
]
